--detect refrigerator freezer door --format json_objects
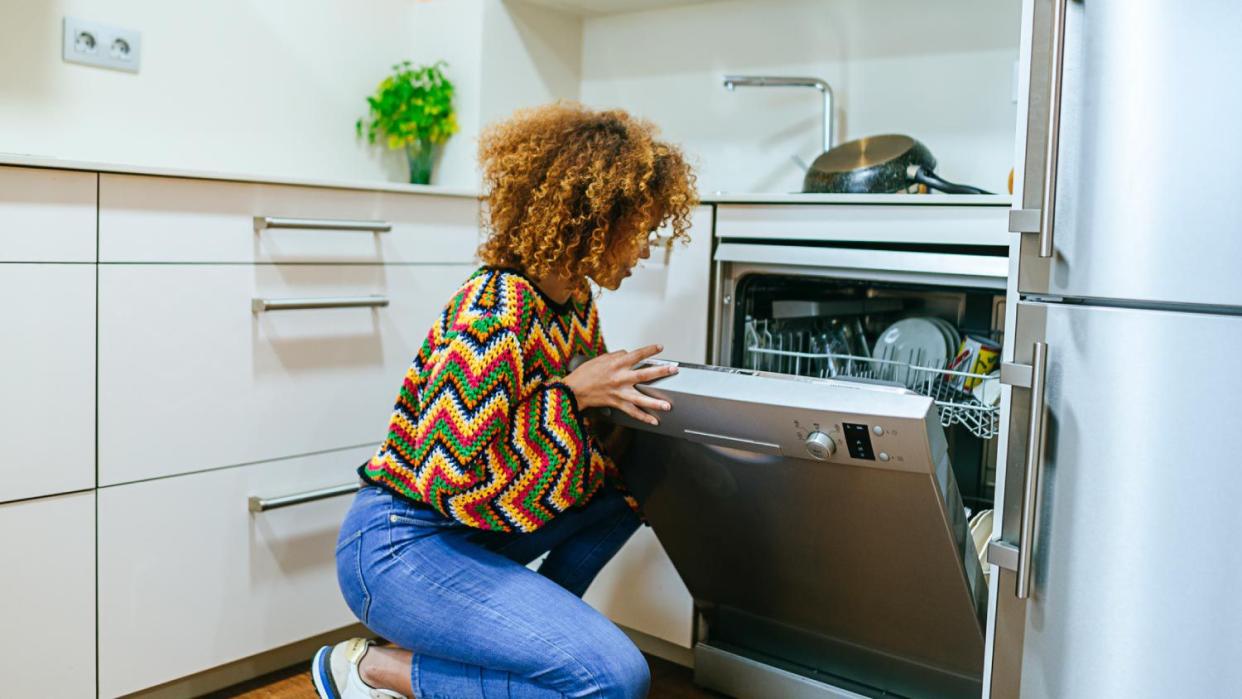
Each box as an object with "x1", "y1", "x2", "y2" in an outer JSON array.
[
  {"x1": 608, "y1": 364, "x2": 987, "y2": 698},
  {"x1": 1015, "y1": 0, "x2": 1242, "y2": 307},
  {"x1": 991, "y1": 302, "x2": 1242, "y2": 698}
]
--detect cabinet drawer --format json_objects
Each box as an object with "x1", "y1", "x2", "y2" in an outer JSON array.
[
  {"x1": 0, "y1": 492, "x2": 96, "y2": 698},
  {"x1": 715, "y1": 202, "x2": 1010, "y2": 246},
  {"x1": 0, "y1": 166, "x2": 96, "y2": 262},
  {"x1": 100, "y1": 174, "x2": 480, "y2": 263},
  {"x1": 0, "y1": 264, "x2": 95, "y2": 502},
  {"x1": 99, "y1": 263, "x2": 473, "y2": 485},
  {"x1": 98, "y1": 446, "x2": 369, "y2": 698}
]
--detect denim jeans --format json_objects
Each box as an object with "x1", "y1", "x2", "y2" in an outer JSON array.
[{"x1": 335, "y1": 484, "x2": 647, "y2": 699}]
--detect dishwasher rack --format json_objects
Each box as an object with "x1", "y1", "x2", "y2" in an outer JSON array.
[{"x1": 742, "y1": 318, "x2": 1000, "y2": 440}]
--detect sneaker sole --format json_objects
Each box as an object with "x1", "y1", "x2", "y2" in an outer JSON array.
[{"x1": 311, "y1": 645, "x2": 339, "y2": 699}]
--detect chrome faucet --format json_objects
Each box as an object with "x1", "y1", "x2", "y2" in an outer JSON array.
[{"x1": 722, "y1": 75, "x2": 835, "y2": 152}]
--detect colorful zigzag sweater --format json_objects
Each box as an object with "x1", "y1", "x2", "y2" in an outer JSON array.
[{"x1": 358, "y1": 266, "x2": 640, "y2": 533}]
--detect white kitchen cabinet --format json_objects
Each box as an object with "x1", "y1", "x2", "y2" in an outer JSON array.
[
  {"x1": 0, "y1": 264, "x2": 95, "y2": 502},
  {"x1": 98, "y1": 445, "x2": 371, "y2": 698},
  {"x1": 98, "y1": 263, "x2": 474, "y2": 485},
  {"x1": 714, "y1": 200, "x2": 1011, "y2": 247},
  {"x1": 0, "y1": 166, "x2": 96, "y2": 262},
  {"x1": 596, "y1": 204, "x2": 713, "y2": 362},
  {"x1": 99, "y1": 174, "x2": 480, "y2": 264},
  {"x1": 0, "y1": 492, "x2": 96, "y2": 698},
  {"x1": 584, "y1": 526, "x2": 694, "y2": 649},
  {"x1": 586, "y1": 204, "x2": 713, "y2": 652}
]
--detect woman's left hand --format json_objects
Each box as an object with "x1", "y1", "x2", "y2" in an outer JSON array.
[{"x1": 561, "y1": 345, "x2": 677, "y2": 425}]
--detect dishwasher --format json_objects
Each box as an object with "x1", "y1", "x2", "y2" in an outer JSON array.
[{"x1": 610, "y1": 200, "x2": 1010, "y2": 699}]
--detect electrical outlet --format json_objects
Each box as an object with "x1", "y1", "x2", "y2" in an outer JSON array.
[{"x1": 62, "y1": 17, "x2": 141, "y2": 73}]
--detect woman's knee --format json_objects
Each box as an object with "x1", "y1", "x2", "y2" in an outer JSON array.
[{"x1": 583, "y1": 635, "x2": 650, "y2": 699}]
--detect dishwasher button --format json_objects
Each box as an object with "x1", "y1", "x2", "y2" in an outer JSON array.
[
  {"x1": 878, "y1": 452, "x2": 891, "y2": 462},
  {"x1": 872, "y1": 425, "x2": 884, "y2": 437},
  {"x1": 804, "y1": 431, "x2": 837, "y2": 461}
]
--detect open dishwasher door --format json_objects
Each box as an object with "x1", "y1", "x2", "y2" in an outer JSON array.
[{"x1": 609, "y1": 362, "x2": 986, "y2": 699}]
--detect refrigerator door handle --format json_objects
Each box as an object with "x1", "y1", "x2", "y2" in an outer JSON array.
[
  {"x1": 1012, "y1": 0, "x2": 1070, "y2": 257},
  {"x1": 986, "y1": 539, "x2": 1019, "y2": 572},
  {"x1": 1000, "y1": 342, "x2": 1050, "y2": 599}
]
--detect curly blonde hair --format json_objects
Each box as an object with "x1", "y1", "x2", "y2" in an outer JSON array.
[{"x1": 477, "y1": 102, "x2": 697, "y2": 297}]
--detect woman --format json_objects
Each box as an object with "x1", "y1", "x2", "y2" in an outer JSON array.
[{"x1": 312, "y1": 102, "x2": 698, "y2": 699}]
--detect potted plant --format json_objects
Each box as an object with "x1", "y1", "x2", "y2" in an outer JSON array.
[{"x1": 357, "y1": 60, "x2": 458, "y2": 185}]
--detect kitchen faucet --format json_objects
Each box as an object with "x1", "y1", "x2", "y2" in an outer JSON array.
[{"x1": 722, "y1": 75, "x2": 835, "y2": 152}]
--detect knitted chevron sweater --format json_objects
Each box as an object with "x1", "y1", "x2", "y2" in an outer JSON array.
[{"x1": 358, "y1": 266, "x2": 640, "y2": 533}]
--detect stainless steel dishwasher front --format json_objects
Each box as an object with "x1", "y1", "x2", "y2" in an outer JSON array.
[{"x1": 609, "y1": 363, "x2": 986, "y2": 699}]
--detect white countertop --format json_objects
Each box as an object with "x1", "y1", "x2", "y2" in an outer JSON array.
[
  {"x1": 701, "y1": 192, "x2": 1011, "y2": 206},
  {"x1": 1, "y1": 152, "x2": 1013, "y2": 207},
  {"x1": 0, "y1": 152, "x2": 480, "y2": 199}
]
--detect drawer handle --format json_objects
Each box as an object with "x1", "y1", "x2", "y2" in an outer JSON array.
[
  {"x1": 249, "y1": 482, "x2": 361, "y2": 512},
  {"x1": 254, "y1": 216, "x2": 392, "y2": 233},
  {"x1": 251, "y1": 295, "x2": 390, "y2": 313}
]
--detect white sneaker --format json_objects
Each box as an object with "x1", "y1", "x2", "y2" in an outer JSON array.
[{"x1": 310, "y1": 637, "x2": 407, "y2": 699}]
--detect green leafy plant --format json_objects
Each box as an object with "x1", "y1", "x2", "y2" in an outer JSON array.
[{"x1": 356, "y1": 60, "x2": 459, "y2": 185}]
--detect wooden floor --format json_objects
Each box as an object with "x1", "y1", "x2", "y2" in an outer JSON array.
[{"x1": 207, "y1": 652, "x2": 727, "y2": 698}]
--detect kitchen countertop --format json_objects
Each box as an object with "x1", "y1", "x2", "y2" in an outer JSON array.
[
  {"x1": 1, "y1": 153, "x2": 1013, "y2": 207},
  {"x1": 702, "y1": 192, "x2": 1011, "y2": 206},
  {"x1": 0, "y1": 152, "x2": 480, "y2": 199}
]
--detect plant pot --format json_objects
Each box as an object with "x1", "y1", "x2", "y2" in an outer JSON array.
[{"x1": 406, "y1": 139, "x2": 435, "y2": 185}]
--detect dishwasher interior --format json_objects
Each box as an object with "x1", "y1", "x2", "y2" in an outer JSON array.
[{"x1": 724, "y1": 272, "x2": 1004, "y2": 512}]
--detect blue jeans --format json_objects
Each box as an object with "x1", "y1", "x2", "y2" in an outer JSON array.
[{"x1": 335, "y1": 484, "x2": 647, "y2": 699}]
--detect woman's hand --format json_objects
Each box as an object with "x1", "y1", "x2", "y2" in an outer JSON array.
[{"x1": 561, "y1": 344, "x2": 678, "y2": 425}]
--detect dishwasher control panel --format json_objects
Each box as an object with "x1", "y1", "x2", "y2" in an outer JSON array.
[
  {"x1": 794, "y1": 418, "x2": 906, "y2": 467},
  {"x1": 841, "y1": 423, "x2": 876, "y2": 460},
  {"x1": 621, "y1": 362, "x2": 940, "y2": 474}
]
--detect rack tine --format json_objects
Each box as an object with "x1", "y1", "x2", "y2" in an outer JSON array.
[
  {"x1": 736, "y1": 315, "x2": 998, "y2": 440},
  {"x1": 793, "y1": 331, "x2": 801, "y2": 377}
]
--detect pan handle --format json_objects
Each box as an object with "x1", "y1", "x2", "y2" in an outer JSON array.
[{"x1": 909, "y1": 166, "x2": 993, "y2": 195}]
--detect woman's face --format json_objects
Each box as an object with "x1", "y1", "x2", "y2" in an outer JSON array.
[{"x1": 591, "y1": 219, "x2": 657, "y2": 291}]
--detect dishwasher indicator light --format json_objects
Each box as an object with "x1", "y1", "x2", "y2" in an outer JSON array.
[{"x1": 842, "y1": 423, "x2": 876, "y2": 460}]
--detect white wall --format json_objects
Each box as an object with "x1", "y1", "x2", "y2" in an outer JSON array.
[
  {"x1": 0, "y1": 0, "x2": 1021, "y2": 194},
  {"x1": 579, "y1": 0, "x2": 1022, "y2": 195},
  {"x1": 0, "y1": 0, "x2": 485, "y2": 187},
  {"x1": 481, "y1": 2, "x2": 582, "y2": 129}
]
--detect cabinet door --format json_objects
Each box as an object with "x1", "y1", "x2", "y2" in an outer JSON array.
[
  {"x1": 0, "y1": 492, "x2": 95, "y2": 698},
  {"x1": 0, "y1": 264, "x2": 95, "y2": 502},
  {"x1": 596, "y1": 205, "x2": 713, "y2": 362},
  {"x1": 98, "y1": 263, "x2": 473, "y2": 485},
  {"x1": 98, "y1": 446, "x2": 370, "y2": 698},
  {"x1": 586, "y1": 205, "x2": 712, "y2": 650},
  {"x1": 583, "y1": 526, "x2": 694, "y2": 649},
  {"x1": 0, "y1": 166, "x2": 96, "y2": 262}
]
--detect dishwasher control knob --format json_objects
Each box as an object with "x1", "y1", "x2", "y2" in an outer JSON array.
[{"x1": 804, "y1": 431, "x2": 836, "y2": 461}]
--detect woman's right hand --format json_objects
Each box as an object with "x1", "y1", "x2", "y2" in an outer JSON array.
[{"x1": 561, "y1": 344, "x2": 678, "y2": 425}]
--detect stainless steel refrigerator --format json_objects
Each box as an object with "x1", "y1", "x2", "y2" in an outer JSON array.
[{"x1": 989, "y1": 1, "x2": 1242, "y2": 696}]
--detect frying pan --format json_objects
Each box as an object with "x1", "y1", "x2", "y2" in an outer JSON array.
[{"x1": 802, "y1": 134, "x2": 991, "y2": 195}]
